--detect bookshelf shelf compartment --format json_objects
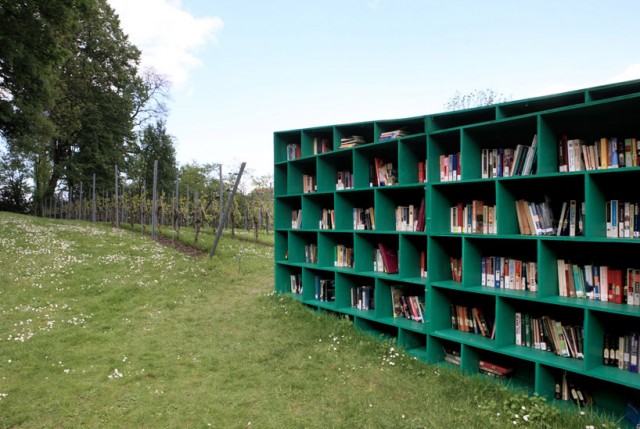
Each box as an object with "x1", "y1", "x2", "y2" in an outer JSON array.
[{"x1": 274, "y1": 78, "x2": 640, "y2": 420}]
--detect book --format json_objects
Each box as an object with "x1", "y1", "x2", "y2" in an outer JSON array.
[
  {"x1": 378, "y1": 243, "x2": 399, "y2": 274},
  {"x1": 443, "y1": 346, "x2": 461, "y2": 366},
  {"x1": 379, "y1": 129, "x2": 406, "y2": 141},
  {"x1": 415, "y1": 197, "x2": 426, "y2": 232},
  {"x1": 557, "y1": 259, "x2": 567, "y2": 297},
  {"x1": 339, "y1": 135, "x2": 365, "y2": 148},
  {"x1": 478, "y1": 360, "x2": 513, "y2": 377},
  {"x1": 391, "y1": 286, "x2": 404, "y2": 318},
  {"x1": 521, "y1": 134, "x2": 538, "y2": 175}
]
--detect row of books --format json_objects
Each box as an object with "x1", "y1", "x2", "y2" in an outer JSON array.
[
  {"x1": 335, "y1": 244, "x2": 354, "y2": 268},
  {"x1": 555, "y1": 200, "x2": 584, "y2": 237},
  {"x1": 557, "y1": 260, "x2": 640, "y2": 304},
  {"x1": 515, "y1": 199, "x2": 584, "y2": 237},
  {"x1": 354, "y1": 207, "x2": 375, "y2": 230},
  {"x1": 481, "y1": 148, "x2": 514, "y2": 178},
  {"x1": 314, "y1": 277, "x2": 335, "y2": 302},
  {"x1": 304, "y1": 244, "x2": 317, "y2": 264},
  {"x1": 443, "y1": 347, "x2": 515, "y2": 379},
  {"x1": 291, "y1": 209, "x2": 302, "y2": 229},
  {"x1": 555, "y1": 371, "x2": 593, "y2": 407},
  {"x1": 606, "y1": 200, "x2": 640, "y2": 238},
  {"x1": 379, "y1": 129, "x2": 407, "y2": 142},
  {"x1": 339, "y1": 135, "x2": 366, "y2": 149},
  {"x1": 480, "y1": 136, "x2": 538, "y2": 178},
  {"x1": 370, "y1": 158, "x2": 397, "y2": 187},
  {"x1": 515, "y1": 199, "x2": 554, "y2": 236},
  {"x1": 336, "y1": 170, "x2": 353, "y2": 190},
  {"x1": 351, "y1": 285, "x2": 374, "y2": 310},
  {"x1": 439, "y1": 152, "x2": 460, "y2": 182},
  {"x1": 481, "y1": 256, "x2": 538, "y2": 292},
  {"x1": 603, "y1": 332, "x2": 640, "y2": 373},
  {"x1": 290, "y1": 274, "x2": 302, "y2": 294},
  {"x1": 390, "y1": 286, "x2": 424, "y2": 322},
  {"x1": 559, "y1": 136, "x2": 639, "y2": 172},
  {"x1": 303, "y1": 174, "x2": 316, "y2": 193},
  {"x1": 450, "y1": 257, "x2": 462, "y2": 282},
  {"x1": 450, "y1": 304, "x2": 494, "y2": 338},
  {"x1": 286, "y1": 143, "x2": 301, "y2": 160},
  {"x1": 396, "y1": 198, "x2": 426, "y2": 232},
  {"x1": 515, "y1": 313, "x2": 583, "y2": 359},
  {"x1": 313, "y1": 137, "x2": 332, "y2": 155},
  {"x1": 319, "y1": 208, "x2": 335, "y2": 230},
  {"x1": 450, "y1": 201, "x2": 497, "y2": 234}
]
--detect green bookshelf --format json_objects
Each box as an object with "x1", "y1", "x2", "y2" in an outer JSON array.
[{"x1": 274, "y1": 79, "x2": 640, "y2": 421}]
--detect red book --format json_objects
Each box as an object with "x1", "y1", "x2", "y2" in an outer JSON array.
[
  {"x1": 416, "y1": 197, "x2": 426, "y2": 232},
  {"x1": 610, "y1": 269, "x2": 624, "y2": 304},
  {"x1": 378, "y1": 243, "x2": 398, "y2": 274},
  {"x1": 479, "y1": 360, "x2": 513, "y2": 375},
  {"x1": 418, "y1": 161, "x2": 425, "y2": 183}
]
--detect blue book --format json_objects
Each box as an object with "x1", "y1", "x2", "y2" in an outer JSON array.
[{"x1": 630, "y1": 333, "x2": 639, "y2": 373}]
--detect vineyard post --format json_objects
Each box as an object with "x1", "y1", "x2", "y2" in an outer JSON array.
[
  {"x1": 210, "y1": 162, "x2": 245, "y2": 258},
  {"x1": 115, "y1": 165, "x2": 119, "y2": 228},
  {"x1": 152, "y1": 160, "x2": 158, "y2": 239},
  {"x1": 92, "y1": 174, "x2": 96, "y2": 222}
]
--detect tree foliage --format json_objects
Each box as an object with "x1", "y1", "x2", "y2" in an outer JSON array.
[
  {"x1": 444, "y1": 89, "x2": 510, "y2": 111},
  {"x1": 0, "y1": 146, "x2": 32, "y2": 213},
  {"x1": 44, "y1": 0, "x2": 141, "y2": 200},
  {"x1": 0, "y1": 0, "x2": 177, "y2": 214},
  {"x1": 133, "y1": 120, "x2": 178, "y2": 196},
  {"x1": 0, "y1": 0, "x2": 80, "y2": 143}
]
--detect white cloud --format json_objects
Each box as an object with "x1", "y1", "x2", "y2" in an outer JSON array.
[
  {"x1": 108, "y1": 0, "x2": 222, "y2": 88},
  {"x1": 607, "y1": 63, "x2": 640, "y2": 84},
  {"x1": 533, "y1": 63, "x2": 640, "y2": 98}
]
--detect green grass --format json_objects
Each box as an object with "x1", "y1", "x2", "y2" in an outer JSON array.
[
  {"x1": 122, "y1": 220, "x2": 275, "y2": 251},
  {"x1": 0, "y1": 212, "x2": 624, "y2": 428}
]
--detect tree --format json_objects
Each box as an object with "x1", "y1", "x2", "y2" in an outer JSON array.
[
  {"x1": 178, "y1": 162, "x2": 212, "y2": 197},
  {"x1": 130, "y1": 67, "x2": 171, "y2": 129},
  {"x1": 0, "y1": 146, "x2": 32, "y2": 213},
  {"x1": 43, "y1": 0, "x2": 142, "y2": 202},
  {"x1": 444, "y1": 89, "x2": 510, "y2": 111},
  {"x1": 134, "y1": 120, "x2": 178, "y2": 196},
  {"x1": 0, "y1": 0, "x2": 80, "y2": 143},
  {"x1": 247, "y1": 173, "x2": 273, "y2": 237}
]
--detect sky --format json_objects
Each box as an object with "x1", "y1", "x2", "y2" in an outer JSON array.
[{"x1": 107, "y1": 0, "x2": 640, "y2": 180}]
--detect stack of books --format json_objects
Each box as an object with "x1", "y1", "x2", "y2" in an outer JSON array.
[
  {"x1": 339, "y1": 135, "x2": 366, "y2": 149},
  {"x1": 379, "y1": 129, "x2": 406, "y2": 141},
  {"x1": 478, "y1": 360, "x2": 513, "y2": 379}
]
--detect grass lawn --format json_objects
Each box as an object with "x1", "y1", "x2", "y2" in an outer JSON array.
[{"x1": 0, "y1": 212, "x2": 623, "y2": 428}]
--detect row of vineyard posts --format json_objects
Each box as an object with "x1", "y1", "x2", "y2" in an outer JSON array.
[{"x1": 39, "y1": 163, "x2": 273, "y2": 244}]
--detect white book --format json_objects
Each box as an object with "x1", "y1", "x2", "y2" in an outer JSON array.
[
  {"x1": 611, "y1": 200, "x2": 618, "y2": 238},
  {"x1": 600, "y1": 265, "x2": 609, "y2": 302},
  {"x1": 487, "y1": 256, "x2": 495, "y2": 287},
  {"x1": 557, "y1": 259, "x2": 567, "y2": 297},
  {"x1": 569, "y1": 200, "x2": 577, "y2": 237},
  {"x1": 557, "y1": 202, "x2": 568, "y2": 236},
  {"x1": 606, "y1": 201, "x2": 612, "y2": 237},
  {"x1": 567, "y1": 139, "x2": 575, "y2": 172}
]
